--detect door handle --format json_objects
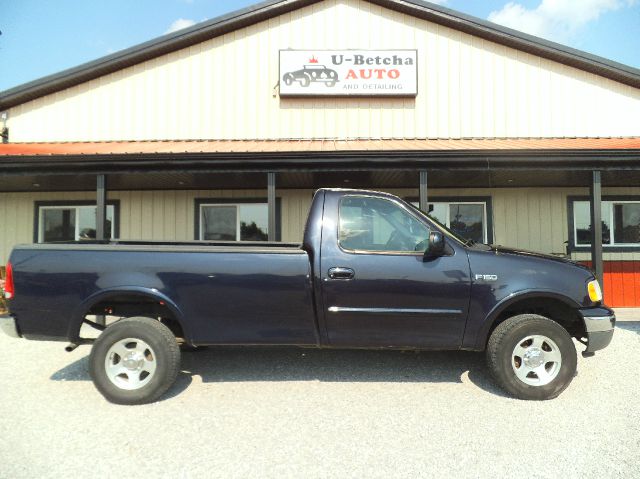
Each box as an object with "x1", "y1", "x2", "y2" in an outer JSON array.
[{"x1": 328, "y1": 267, "x2": 355, "y2": 280}]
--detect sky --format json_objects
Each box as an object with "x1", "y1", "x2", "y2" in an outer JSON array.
[{"x1": 0, "y1": 0, "x2": 639, "y2": 92}]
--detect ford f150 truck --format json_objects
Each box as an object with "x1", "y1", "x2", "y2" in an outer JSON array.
[{"x1": 1, "y1": 189, "x2": 615, "y2": 404}]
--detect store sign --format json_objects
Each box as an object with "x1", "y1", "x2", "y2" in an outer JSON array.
[{"x1": 279, "y1": 50, "x2": 417, "y2": 97}]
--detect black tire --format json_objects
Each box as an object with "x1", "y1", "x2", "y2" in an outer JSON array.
[
  {"x1": 486, "y1": 314, "x2": 577, "y2": 400},
  {"x1": 89, "y1": 317, "x2": 180, "y2": 405}
]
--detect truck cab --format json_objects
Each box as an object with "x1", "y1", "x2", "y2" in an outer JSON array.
[{"x1": 308, "y1": 190, "x2": 471, "y2": 349}]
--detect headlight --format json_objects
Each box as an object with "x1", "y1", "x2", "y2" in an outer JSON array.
[{"x1": 587, "y1": 279, "x2": 602, "y2": 303}]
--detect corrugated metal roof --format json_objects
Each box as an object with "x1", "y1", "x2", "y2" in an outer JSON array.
[{"x1": 1, "y1": 137, "x2": 640, "y2": 157}]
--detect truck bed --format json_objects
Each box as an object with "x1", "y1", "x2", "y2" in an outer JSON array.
[{"x1": 9, "y1": 241, "x2": 316, "y2": 345}]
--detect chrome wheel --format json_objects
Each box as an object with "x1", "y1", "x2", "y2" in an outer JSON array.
[
  {"x1": 104, "y1": 338, "x2": 157, "y2": 390},
  {"x1": 511, "y1": 335, "x2": 562, "y2": 386}
]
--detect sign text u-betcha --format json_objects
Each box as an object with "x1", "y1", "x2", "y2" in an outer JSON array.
[
  {"x1": 279, "y1": 49, "x2": 418, "y2": 97},
  {"x1": 331, "y1": 54, "x2": 415, "y2": 66}
]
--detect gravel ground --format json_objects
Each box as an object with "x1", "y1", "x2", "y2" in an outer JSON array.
[{"x1": 0, "y1": 319, "x2": 638, "y2": 479}]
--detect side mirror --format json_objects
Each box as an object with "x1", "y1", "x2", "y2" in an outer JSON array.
[{"x1": 424, "y1": 231, "x2": 445, "y2": 259}]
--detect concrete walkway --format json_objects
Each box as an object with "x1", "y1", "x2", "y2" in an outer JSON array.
[{"x1": 613, "y1": 308, "x2": 639, "y2": 321}]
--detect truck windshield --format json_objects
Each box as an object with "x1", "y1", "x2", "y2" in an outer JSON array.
[{"x1": 406, "y1": 202, "x2": 473, "y2": 246}]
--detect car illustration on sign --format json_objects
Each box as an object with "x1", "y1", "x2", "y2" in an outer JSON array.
[{"x1": 282, "y1": 64, "x2": 339, "y2": 88}]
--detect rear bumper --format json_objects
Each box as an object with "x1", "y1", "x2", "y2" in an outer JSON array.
[
  {"x1": 579, "y1": 306, "x2": 615, "y2": 353},
  {"x1": 0, "y1": 315, "x2": 21, "y2": 338}
]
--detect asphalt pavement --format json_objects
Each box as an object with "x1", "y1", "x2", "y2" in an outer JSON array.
[{"x1": 0, "y1": 318, "x2": 638, "y2": 478}]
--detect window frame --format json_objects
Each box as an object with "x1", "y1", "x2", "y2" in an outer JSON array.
[
  {"x1": 567, "y1": 195, "x2": 640, "y2": 252},
  {"x1": 194, "y1": 197, "x2": 281, "y2": 242},
  {"x1": 337, "y1": 194, "x2": 432, "y2": 256},
  {"x1": 406, "y1": 196, "x2": 493, "y2": 244},
  {"x1": 33, "y1": 200, "x2": 120, "y2": 243}
]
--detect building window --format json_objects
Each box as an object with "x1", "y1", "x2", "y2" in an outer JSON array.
[
  {"x1": 35, "y1": 203, "x2": 117, "y2": 242},
  {"x1": 410, "y1": 198, "x2": 491, "y2": 244},
  {"x1": 339, "y1": 196, "x2": 430, "y2": 253},
  {"x1": 195, "y1": 199, "x2": 280, "y2": 241},
  {"x1": 570, "y1": 198, "x2": 640, "y2": 248}
]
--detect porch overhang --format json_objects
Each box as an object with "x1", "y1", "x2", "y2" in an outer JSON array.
[{"x1": 0, "y1": 138, "x2": 639, "y2": 178}]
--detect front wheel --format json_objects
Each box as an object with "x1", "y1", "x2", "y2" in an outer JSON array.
[
  {"x1": 486, "y1": 314, "x2": 577, "y2": 400},
  {"x1": 89, "y1": 317, "x2": 181, "y2": 405}
]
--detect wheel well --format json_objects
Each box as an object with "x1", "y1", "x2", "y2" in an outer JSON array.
[
  {"x1": 83, "y1": 293, "x2": 185, "y2": 340},
  {"x1": 488, "y1": 297, "x2": 585, "y2": 342}
]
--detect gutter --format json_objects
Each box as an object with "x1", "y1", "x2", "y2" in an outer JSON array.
[{"x1": 1, "y1": 149, "x2": 640, "y2": 175}]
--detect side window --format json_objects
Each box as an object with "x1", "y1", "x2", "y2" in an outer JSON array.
[
  {"x1": 412, "y1": 200, "x2": 488, "y2": 243},
  {"x1": 199, "y1": 202, "x2": 269, "y2": 241},
  {"x1": 571, "y1": 199, "x2": 640, "y2": 248},
  {"x1": 37, "y1": 204, "x2": 116, "y2": 242},
  {"x1": 339, "y1": 196, "x2": 430, "y2": 253},
  {"x1": 572, "y1": 201, "x2": 611, "y2": 246}
]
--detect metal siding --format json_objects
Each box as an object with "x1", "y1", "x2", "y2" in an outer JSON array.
[
  {"x1": 3, "y1": 187, "x2": 640, "y2": 265},
  {"x1": 0, "y1": 191, "x2": 96, "y2": 263},
  {"x1": 5, "y1": 0, "x2": 640, "y2": 142}
]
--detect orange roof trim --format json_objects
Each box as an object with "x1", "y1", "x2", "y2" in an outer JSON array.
[{"x1": 1, "y1": 137, "x2": 640, "y2": 157}]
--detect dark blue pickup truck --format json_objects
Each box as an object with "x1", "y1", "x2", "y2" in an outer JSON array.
[{"x1": 1, "y1": 189, "x2": 615, "y2": 404}]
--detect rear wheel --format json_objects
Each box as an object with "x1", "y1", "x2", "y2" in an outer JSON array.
[
  {"x1": 486, "y1": 314, "x2": 577, "y2": 400},
  {"x1": 89, "y1": 317, "x2": 180, "y2": 405}
]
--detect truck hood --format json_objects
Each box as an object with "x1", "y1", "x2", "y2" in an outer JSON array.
[
  {"x1": 465, "y1": 242, "x2": 598, "y2": 309},
  {"x1": 480, "y1": 244, "x2": 593, "y2": 272}
]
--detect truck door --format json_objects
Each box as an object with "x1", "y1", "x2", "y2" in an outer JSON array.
[{"x1": 319, "y1": 192, "x2": 471, "y2": 348}]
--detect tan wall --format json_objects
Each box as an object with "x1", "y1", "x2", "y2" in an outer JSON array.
[
  {"x1": 7, "y1": 0, "x2": 640, "y2": 142},
  {"x1": 0, "y1": 191, "x2": 100, "y2": 265},
  {"x1": 2, "y1": 186, "x2": 640, "y2": 264},
  {"x1": 114, "y1": 189, "x2": 312, "y2": 242},
  {"x1": 0, "y1": 189, "x2": 313, "y2": 263}
]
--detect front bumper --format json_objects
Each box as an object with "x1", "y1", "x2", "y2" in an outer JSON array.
[
  {"x1": 579, "y1": 306, "x2": 615, "y2": 354},
  {"x1": 0, "y1": 315, "x2": 21, "y2": 338}
]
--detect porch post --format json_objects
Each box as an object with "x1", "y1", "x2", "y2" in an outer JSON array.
[
  {"x1": 419, "y1": 170, "x2": 428, "y2": 212},
  {"x1": 589, "y1": 170, "x2": 604, "y2": 286},
  {"x1": 95, "y1": 174, "x2": 108, "y2": 327},
  {"x1": 267, "y1": 172, "x2": 276, "y2": 242},
  {"x1": 96, "y1": 174, "x2": 108, "y2": 241}
]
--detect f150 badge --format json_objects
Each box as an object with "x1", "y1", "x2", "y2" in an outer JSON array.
[{"x1": 475, "y1": 274, "x2": 498, "y2": 281}]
